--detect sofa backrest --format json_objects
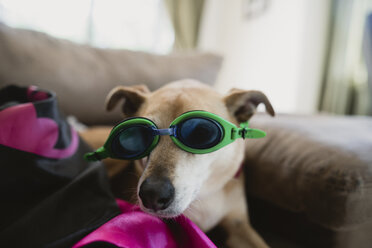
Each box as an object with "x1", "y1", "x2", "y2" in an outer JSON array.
[{"x1": 0, "y1": 24, "x2": 222, "y2": 125}]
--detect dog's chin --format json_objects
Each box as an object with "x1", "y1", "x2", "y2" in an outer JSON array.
[{"x1": 139, "y1": 205, "x2": 182, "y2": 218}]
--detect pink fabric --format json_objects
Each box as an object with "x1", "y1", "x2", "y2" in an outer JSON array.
[
  {"x1": 27, "y1": 85, "x2": 48, "y2": 102},
  {"x1": 27, "y1": 86, "x2": 49, "y2": 101},
  {"x1": 0, "y1": 103, "x2": 78, "y2": 159},
  {"x1": 73, "y1": 200, "x2": 216, "y2": 248}
]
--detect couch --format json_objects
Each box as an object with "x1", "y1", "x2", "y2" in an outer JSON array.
[
  {"x1": 246, "y1": 114, "x2": 372, "y2": 248},
  {"x1": 1, "y1": 24, "x2": 372, "y2": 248},
  {"x1": 0, "y1": 23, "x2": 222, "y2": 125}
]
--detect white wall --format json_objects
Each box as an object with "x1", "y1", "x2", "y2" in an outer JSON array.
[{"x1": 199, "y1": 0, "x2": 331, "y2": 114}]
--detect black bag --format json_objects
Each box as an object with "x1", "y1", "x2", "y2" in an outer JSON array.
[{"x1": 0, "y1": 85, "x2": 120, "y2": 248}]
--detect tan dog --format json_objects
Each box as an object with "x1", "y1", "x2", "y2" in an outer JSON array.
[{"x1": 103, "y1": 79, "x2": 274, "y2": 248}]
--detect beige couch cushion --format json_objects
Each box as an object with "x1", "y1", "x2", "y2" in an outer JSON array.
[
  {"x1": 245, "y1": 114, "x2": 372, "y2": 230},
  {"x1": 0, "y1": 24, "x2": 222, "y2": 125}
]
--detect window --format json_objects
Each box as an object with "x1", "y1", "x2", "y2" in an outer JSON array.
[{"x1": 0, "y1": 0, "x2": 174, "y2": 53}]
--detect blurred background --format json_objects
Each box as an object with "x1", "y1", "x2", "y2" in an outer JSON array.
[
  {"x1": 0, "y1": 0, "x2": 371, "y2": 115},
  {"x1": 2, "y1": 2, "x2": 372, "y2": 247}
]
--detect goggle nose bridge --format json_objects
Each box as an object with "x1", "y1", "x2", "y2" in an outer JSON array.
[{"x1": 151, "y1": 126, "x2": 177, "y2": 136}]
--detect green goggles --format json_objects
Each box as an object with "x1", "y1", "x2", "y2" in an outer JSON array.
[{"x1": 84, "y1": 110, "x2": 266, "y2": 161}]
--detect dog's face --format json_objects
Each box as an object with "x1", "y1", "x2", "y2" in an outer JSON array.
[{"x1": 106, "y1": 79, "x2": 274, "y2": 217}]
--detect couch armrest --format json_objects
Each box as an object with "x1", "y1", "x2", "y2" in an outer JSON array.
[{"x1": 244, "y1": 114, "x2": 372, "y2": 230}]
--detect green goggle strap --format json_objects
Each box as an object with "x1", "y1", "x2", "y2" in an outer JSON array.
[
  {"x1": 84, "y1": 146, "x2": 110, "y2": 162},
  {"x1": 231, "y1": 121, "x2": 266, "y2": 140},
  {"x1": 84, "y1": 121, "x2": 266, "y2": 162}
]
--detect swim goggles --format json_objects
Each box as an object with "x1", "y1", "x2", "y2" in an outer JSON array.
[{"x1": 84, "y1": 110, "x2": 266, "y2": 161}]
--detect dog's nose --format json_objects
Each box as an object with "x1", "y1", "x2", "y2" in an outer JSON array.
[{"x1": 139, "y1": 176, "x2": 175, "y2": 211}]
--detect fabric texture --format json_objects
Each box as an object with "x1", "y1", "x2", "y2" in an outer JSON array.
[
  {"x1": 0, "y1": 85, "x2": 120, "y2": 247},
  {"x1": 0, "y1": 85, "x2": 79, "y2": 159},
  {"x1": 0, "y1": 24, "x2": 222, "y2": 125},
  {"x1": 73, "y1": 199, "x2": 216, "y2": 248},
  {"x1": 246, "y1": 114, "x2": 372, "y2": 231}
]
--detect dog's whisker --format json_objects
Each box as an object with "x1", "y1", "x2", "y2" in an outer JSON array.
[
  {"x1": 127, "y1": 171, "x2": 141, "y2": 179},
  {"x1": 126, "y1": 191, "x2": 139, "y2": 204},
  {"x1": 184, "y1": 203, "x2": 199, "y2": 220},
  {"x1": 120, "y1": 189, "x2": 137, "y2": 197},
  {"x1": 124, "y1": 186, "x2": 137, "y2": 191},
  {"x1": 189, "y1": 198, "x2": 202, "y2": 210}
]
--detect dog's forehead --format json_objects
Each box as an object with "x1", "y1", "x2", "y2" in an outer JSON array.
[{"x1": 140, "y1": 82, "x2": 228, "y2": 127}]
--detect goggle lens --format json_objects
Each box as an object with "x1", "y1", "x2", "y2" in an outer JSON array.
[
  {"x1": 112, "y1": 125, "x2": 154, "y2": 159},
  {"x1": 176, "y1": 117, "x2": 223, "y2": 149}
]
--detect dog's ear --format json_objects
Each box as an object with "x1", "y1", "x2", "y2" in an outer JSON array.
[
  {"x1": 105, "y1": 85, "x2": 150, "y2": 116},
  {"x1": 224, "y1": 88, "x2": 275, "y2": 122}
]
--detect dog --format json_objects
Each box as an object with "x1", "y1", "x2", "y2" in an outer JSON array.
[{"x1": 101, "y1": 79, "x2": 274, "y2": 248}]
